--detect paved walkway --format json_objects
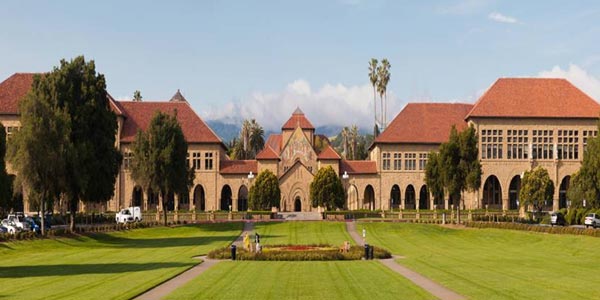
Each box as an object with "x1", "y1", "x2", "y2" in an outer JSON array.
[
  {"x1": 345, "y1": 222, "x2": 464, "y2": 300},
  {"x1": 134, "y1": 222, "x2": 254, "y2": 300}
]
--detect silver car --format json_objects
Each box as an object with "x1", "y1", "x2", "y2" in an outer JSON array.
[{"x1": 584, "y1": 213, "x2": 600, "y2": 228}]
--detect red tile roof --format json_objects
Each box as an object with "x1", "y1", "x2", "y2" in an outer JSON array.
[
  {"x1": 116, "y1": 101, "x2": 223, "y2": 144},
  {"x1": 282, "y1": 107, "x2": 315, "y2": 130},
  {"x1": 467, "y1": 78, "x2": 600, "y2": 119},
  {"x1": 375, "y1": 103, "x2": 473, "y2": 144},
  {"x1": 340, "y1": 160, "x2": 377, "y2": 175},
  {"x1": 256, "y1": 145, "x2": 280, "y2": 160},
  {"x1": 317, "y1": 145, "x2": 341, "y2": 160},
  {"x1": 265, "y1": 134, "x2": 282, "y2": 154},
  {"x1": 0, "y1": 73, "x2": 36, "y2": 114},
  {"x1": 220, "y1": 160, "x2": 258, "y2": 174}
]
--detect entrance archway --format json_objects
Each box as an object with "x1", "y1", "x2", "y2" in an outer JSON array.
[
  {"x1": 364, "y1": 185, "x2": 375, "y2": 210},
  {"x1": 347, "y1": 185, "x2": 358, "y2": 210},
  {"x1": 132, "y1": 186, "x2": 143, "y2": 207},
  {"x1": 166, "y1": 192, "x2": 175, "y2": 211},
  {"x1": 220, "y1": 185, "x2": 232, "y2": 211},
  {"x1": 193, "y1": 185, "x2": 206, "y2": 211},
  {"x1": 483, "y1": 175, "x2": 502, "y2": 209},
  {"x1": 419, "y1": 185, "x2": 429, "y2": 210},
  {"x1": 559, "y1": 176, "x2": 570, "y2": 209},
  {"x1": 405, "y1": 185, "x2": 416, "y2": 210},
  {"x1": 390, "y1": 185, "x2": 400, "y2": 209},
  {"x1": 238, "y1": 185, "x2": 248, "y2": 211},
  {"x1": 294, "y1": 197, "x2": 302, "y2": 212},
  {"x1": 147, "y1": 188, "x2": 158, "y2": 210},
  {"x1": 179, "y1": 191, "x2": 190, "y2": 211},
  {"x1": 509, "y1": 175, "x2": 521, "y2": 210}
]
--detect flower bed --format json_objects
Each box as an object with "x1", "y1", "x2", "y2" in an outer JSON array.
[{"x1": 207, "y1": 244, "x2": 391, "y2": 261}]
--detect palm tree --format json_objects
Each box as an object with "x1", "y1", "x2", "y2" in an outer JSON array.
[
  {"x1": 240, "y1": 120, "x2": 251, "y2": 159},
  {"x1": 368, "y1": 59, "x2": 379, "y2": 133},
  {"x1": 378, "y1": 59, "x2": 391, "y2": 130},
  {"x1": 350, "y1": 125, "x2": 359, "y2": 160},
  {"x1": 341, "y1": 127, "x2": 349, "y2": 158},
  {"x1": 249, "y1": 119, "x2": 264, "y2": 157}
]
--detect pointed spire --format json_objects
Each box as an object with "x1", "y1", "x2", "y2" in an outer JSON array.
[
  {"x1": 170, "y1": 89, "x2": 187, "y2": 102},
  {"x1": 292, "y1": 107, "x2": 304, "y2": 115}
]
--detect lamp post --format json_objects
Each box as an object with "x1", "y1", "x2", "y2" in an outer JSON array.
[
  {"x1": 342, "y1": 171, "x2": 349, "y2": 209},
  {"x1": 246, "y1": 171, "x2": 255, "y2": 212}
]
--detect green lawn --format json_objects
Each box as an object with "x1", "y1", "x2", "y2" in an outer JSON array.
[
  {"x1": 362, "y1": 222, "x2": 600, "y2": 300},
  {"x1": 165, "y1": 261, "x2": 435, "y2": 300},
  {"x1": 252, "y1": 221, "x2": 354, "y2": 246},
  {"x1": 0, "y1": 223, "x2": 242, "y2": 300}
]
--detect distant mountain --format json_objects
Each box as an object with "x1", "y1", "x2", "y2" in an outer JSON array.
[{"x1": 206, "y1": 120, "x2": 240, "y2": 143}]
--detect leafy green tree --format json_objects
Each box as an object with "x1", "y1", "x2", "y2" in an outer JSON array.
[
  {"x1": 232, "y1": 119, "x2": 264, "y2": 159},
  {"x1": 7, "y1": 73, "x2": 71, "y2": 234},
  {"x1": 520, "y1": 166, "x2": 555, "y2": 220},
  {"x1": 566, "y1": 128, "x2": 600, "y2": 209},
  {"x1": 130, "y1": 111, "x2": 195, "y2": 225},
  {"x1": 47, "y1": 57, "x2": 122, "y2": 232},
  {"x1": 424, "y1": 151, "x2": 444, "y2": 206},
  {"x1": 309, "y1": 166, "x2": 344, "y2": 210},
  {"x1": 248, "y1": 169, "x2": 280, "y2": 210}
]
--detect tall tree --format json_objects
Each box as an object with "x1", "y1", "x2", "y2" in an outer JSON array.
[
  {"x1": 130, "y1": 111, "x2": 195, "y2": 225},
  {"x1": 341, "y1": 127, "x2": 349, "y2": 158},
  {"x1": 566, "y1": 126, "x2": 600, "y2": 209},
  {"x1": 350, "y1": 125, "x2": 359, "y2": 160},
  {"x1": 0, "y1": 124, "x2": 13, "y2": 215},
  {"x1": 232, "y1": 119, "x2": 265, "y2": 159},
  {"x1": 368, "y1": 58, "x2": 379, "y2": 136},
  {"x1": 49, "y1": 57, "x2": 122, "y2": 232},
  {"x1": 377, "y1": 59, "x2": 391, "y2": 129},
  {"x1": 133, "y1": 90, "x2": 142, "y2": 101},
  {"x1": 249, "y1": 119, "x2": 264, "y2": 157},
  {"x1": 520, "y1": 166, "x2": 554, "y2": 219},
  {"x1": 248, "y1": 169, "x2": 280, "y2": 210},
  {"x1": 309, "y1": 166, "x2": 345, "y2": 210},
  {"x1": 424, "y1": 151, "x2": 444, "y2": 207},
  {"x1": 7, "y1": 74, "x2": 71, "y2": 234}
]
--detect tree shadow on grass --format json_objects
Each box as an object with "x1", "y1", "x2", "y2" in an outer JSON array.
[
  {"x1": 0, "y1": 243, "x2": 13, "y2": 250},
  {"x1": 85, "y1": 234, "x2": 239, "y2": 249},
  {"x1": 0, "y1": 262, "x2": 192, "y2": 278}
]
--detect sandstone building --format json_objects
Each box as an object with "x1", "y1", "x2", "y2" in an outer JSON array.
[{"x1": 0, "y1": 73, "x2": 597, "y2": 213}]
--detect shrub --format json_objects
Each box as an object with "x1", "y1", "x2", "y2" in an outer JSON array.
[
  {"x1": 207, "y1": 244, "x2": 392, "y2": 261},
  {"x1": 465, "y1": 221, "x2": 600, "y2": 238}
]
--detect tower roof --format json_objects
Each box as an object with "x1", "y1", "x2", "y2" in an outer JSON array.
[
  {"x1": 282, "y1": 107, "x2": 315, "y2": 130},
  {"x1": 170, "y1": 89, "x2": 187, "y2": 102}
]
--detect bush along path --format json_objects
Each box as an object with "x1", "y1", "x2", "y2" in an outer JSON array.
[
  {"x1": 346, "y1": 221, "x2": 465, "y2": 300},
  {"x1": 134, "y1": 222, "x2": 254, "y2": 300}
]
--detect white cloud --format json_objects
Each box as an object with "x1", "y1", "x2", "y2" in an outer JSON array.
[
  {"x1": 201, "y1": 80, "x2": 404, "y2": 131},
  {"x1": 488, "y1": 12, "x2": 519, "y2": 24},
  {"x1": 538, "y1": 64, "x2": 600, "y2": 100}
]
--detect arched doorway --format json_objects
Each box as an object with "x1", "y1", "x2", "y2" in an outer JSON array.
[
  {"x1": 419, "y1": 185, "x2": 429, "y2": 210},
  {"x1": 483, "y1": 175, "x2": 502, "y2": 209},
  {"x1": 405, "y1": 185, "x2": 416, "y2": 209},
  {"x1": 347, "y1": 185, "x2": 358, "y2": 210},
  {"x1": 364, "y1": 185, "x2": 375, "y2": 210},
  {"x1": 220, "y1": 185, "x2": 232, "y2": 211},
  {"x1": 559, "y1": 176, "x2": 570, "y2": 209},
  {"x1": 390, "y1": 185, "x2": 400, "y2": 210},
  {"x1": 193, "y1": 185, "x2": 206, "y2": 211},
  {"x1": 238, "y1": 185, "x2": 248, "y2": 211},
  {"x1": 147, "y1": 188, "x2": 158, "y2": 210},
  {"x1": 509, "y1": 175, "x2": 521, "y2": 210},
  {"x1": 132, "y1": 186, "x2": 143, "y2": 207},
  {"x1": 179, "y1": 191, "x2": 190, "y2": 211},
  {"x1": 294, "y1": 197, "x2": 302, "y2": 212},
  {"x1": 166, "y1": 192, "x2": 175, "y2": 211}
]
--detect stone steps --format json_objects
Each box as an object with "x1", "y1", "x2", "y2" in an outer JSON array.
[{"x1": 277, "y1": 212, "x2": 323, "y2": 221}]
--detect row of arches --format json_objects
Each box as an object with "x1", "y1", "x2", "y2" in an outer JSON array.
[
  {"x1": 347, "y1": 184, "x2": 431, "y2": 210},
  {"x1": 482, "y1": 175, "x2": 571, "y2": 210},
  {"x1": 131, "y1": 184, "x2": 249, "y2": 212}
]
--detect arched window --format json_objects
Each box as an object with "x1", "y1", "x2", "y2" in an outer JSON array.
[{"x1": 405, "y1": 185, "x2": 416, "y2": 210}]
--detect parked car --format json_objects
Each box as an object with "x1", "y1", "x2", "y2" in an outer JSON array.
[
  {"x1": 1, "y1": 219, "x2": 18, "y2": 234},
  {"x1": 115, "y1": 206, "x2": 142, "y2": 224},
  {"x1": 584, "y1": 213, "x2": 600, "y2": 228},
  {"x1": 7, "y1": 213, "x2": 30, "y2": 231},
  {"x1": 24, "y1": 216, "x2": 40, "y2": 233},
  {"x1": 550, "y1": 212, "x2": 566, "y2": 226},
  {"x1": 0, "y1": 225, "x2": 8, "y2": 234}
]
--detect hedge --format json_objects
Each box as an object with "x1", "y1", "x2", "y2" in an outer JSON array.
[
  {"x1": 207, "y1": 244, "x2": 392, "y2": 261},
  {"x1": 466, "y1": 221, "x2": 600, "y2": 238}
]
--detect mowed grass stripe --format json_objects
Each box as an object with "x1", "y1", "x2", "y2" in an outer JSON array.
[
  {"x1": 362, "y1": 222, "x2": 600, "y2": 300},
  {"x1": 166, "y1": 261, "x2": 436, "y2": 300},
  {"x1": 0, "y1": 223, "x2": 243, "y2": 300},
  {"x1": 253, "y1": 221, "x2": 354, "y2": 246}
]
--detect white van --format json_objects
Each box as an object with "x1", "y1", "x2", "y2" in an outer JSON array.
[{"x1": 115, "y1": 207, "x2": 142, "y2": 224}]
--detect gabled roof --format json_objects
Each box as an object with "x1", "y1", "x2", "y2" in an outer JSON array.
[
  {"x1": 115, "y1": 101, "x2": 223, "y2": 144},
  {"x1": 317, "y1": 144, "x2": 341, "y2": 160},
  {"x1": 220, "y1": 160, "x2": 257, "y2": 174},
  {"x1": 282, "y1": 107, "x2": 315, "y2": 130},
  {"x1": 256, "y1": 145, "x2": 279, "y2": 160},
  {"x1": 0, "y1": 73, "x2": 36, "y2": 114},
  {"x1": 340, "y1": 160, "x2": 377, "y2": 175},
  {"x1": 374, "y1": 103, "x2": 473, "y2": 145},
  {"x1": 279, "y1": 159, "x2": 314, "y2": 181},
  {"x1": 467, "y1": 78, "x2": 600, "y2": 119},
  {"x1": 265, "y1": 134, "x2": 282, "y2": 154}
]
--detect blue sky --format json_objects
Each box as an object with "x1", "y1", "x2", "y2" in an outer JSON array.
[{"x1": 1, "y1": 0, "x2": 599, "y2": 130}]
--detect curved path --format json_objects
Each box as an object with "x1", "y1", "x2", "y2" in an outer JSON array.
[
  {"x1": 134, "y1": 222, "x2": 254, "y2": 300},
  {"x1": 345, "y1": 222, "x2": 464, "y2": 300}
]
